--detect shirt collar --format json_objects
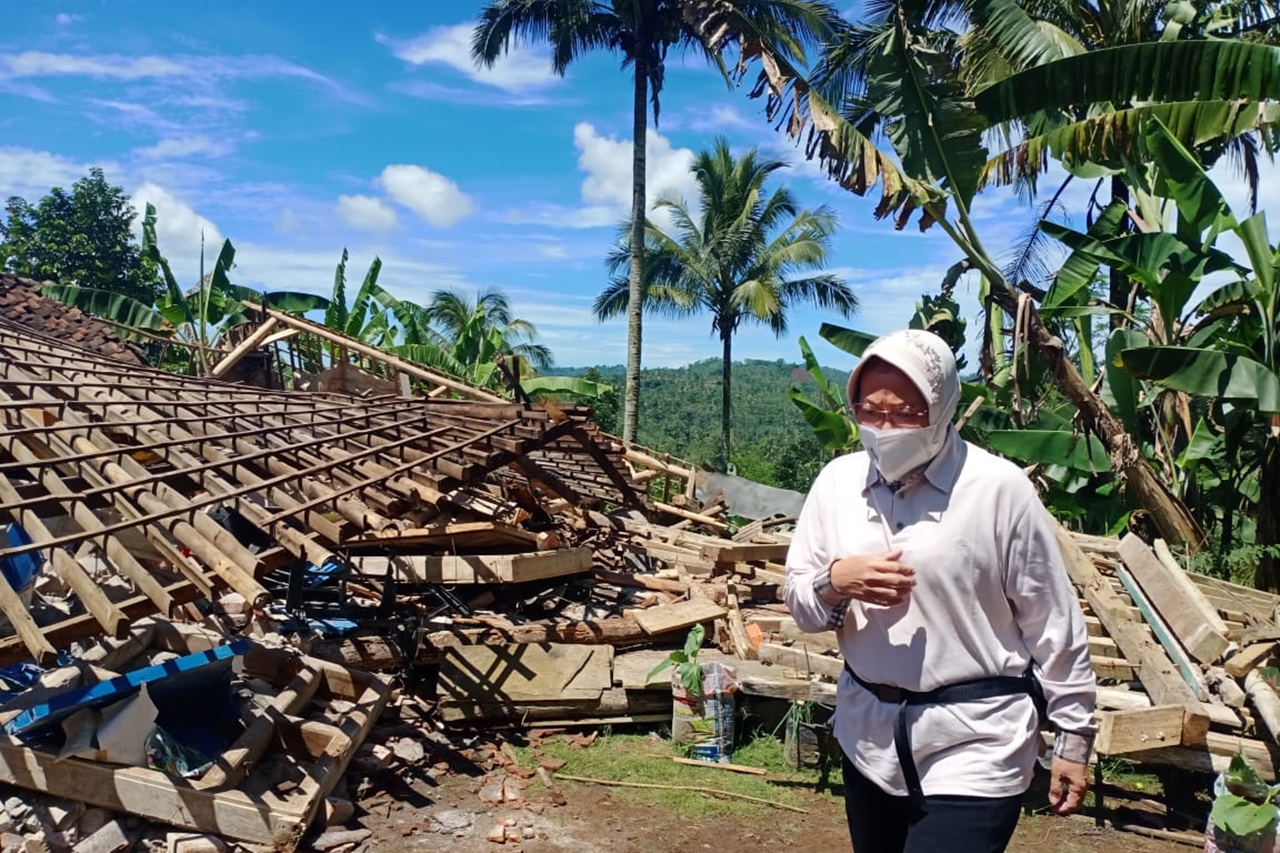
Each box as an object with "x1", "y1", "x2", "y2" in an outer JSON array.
[{"x1": 863, "y1": 425, "x2": 964, "y2": 495}]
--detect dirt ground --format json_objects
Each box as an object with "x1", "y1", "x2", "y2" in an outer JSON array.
[{"x1": 345, "y1": 744, "x2": 1196, "y2": 853}]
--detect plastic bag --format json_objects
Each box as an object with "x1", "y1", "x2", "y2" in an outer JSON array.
[{"x1": 671, "y1": 661, "x2": 738, "y2": 763}]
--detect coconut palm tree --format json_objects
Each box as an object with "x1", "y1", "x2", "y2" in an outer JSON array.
[
  {"x1": 594, "y1": 139, "x2": 856, "y2": 468},
  {"x1": 472, "y1": 0, "x2": 843, "y2": 446},
  {"x1": 422, "y1": 286, "x2": 552, "y2": 371}
]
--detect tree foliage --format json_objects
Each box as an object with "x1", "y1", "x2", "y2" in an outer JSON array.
[{"x1": 1, "y1": 168, "x2": 159, "y2": 303}]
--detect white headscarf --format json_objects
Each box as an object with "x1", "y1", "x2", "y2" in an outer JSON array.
[{"x1": 846, "y1": 330, "x2": 961, "y2": 482}]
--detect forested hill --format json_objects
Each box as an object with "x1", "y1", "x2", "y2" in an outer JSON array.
[{"x1": 554, "y1": 359, "x2": 848, "y2": 491}]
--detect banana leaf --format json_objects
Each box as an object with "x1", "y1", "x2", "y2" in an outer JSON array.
[
  {"x1": 984, "y1": 429, "x2": 1110, "y2": 472},
  {"x1": 819, "y1": 323, "x2": 878, "y2": 358},
  {"x1": 1104, "y1": 329, "x2": 1149, "y2": 435},
  {"x1": 39, "y1": 285, "x2": 170, "y2": 333},
  {"x1": 521, "y1": 376, "x2": 610, "y2": 399},
  {"x1": 1119, "y1": 346, "x2": 1280, "y2": 412}
]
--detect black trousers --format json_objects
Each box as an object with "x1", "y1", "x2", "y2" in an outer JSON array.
[{"x1": 842, "y1": 754, "x2": 1023, "y2": 853}]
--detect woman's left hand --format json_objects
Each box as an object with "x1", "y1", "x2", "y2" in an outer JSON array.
[{"x1": 1049, "y1": 756, "x2": 1089, "y2": 814}]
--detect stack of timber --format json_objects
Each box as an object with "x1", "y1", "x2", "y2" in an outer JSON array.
[{"x1": 0, "y1": 617, "x2": 389, "y2": 852}]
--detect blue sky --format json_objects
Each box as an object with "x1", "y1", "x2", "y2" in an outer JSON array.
[{"x1": 2, "y1": 2, "x2": 1270, "y2": 370}]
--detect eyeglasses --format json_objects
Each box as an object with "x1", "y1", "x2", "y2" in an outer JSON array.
[{"x1": 851, "y1": 403, "x2": 928, "y2": 428}]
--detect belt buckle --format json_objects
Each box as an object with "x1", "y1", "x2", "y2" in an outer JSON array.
[{"x1": 876, "y1": 684, "x2": 903, "y2": 703}]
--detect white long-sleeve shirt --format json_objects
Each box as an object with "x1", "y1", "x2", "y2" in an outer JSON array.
[{"x1": 784, "y1": 428, "x2": 1096, "y2": 798}]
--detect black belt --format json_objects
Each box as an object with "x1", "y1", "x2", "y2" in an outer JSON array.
[{"x1": 844, "y1": 663, "x2": 1043, "y2": 806}]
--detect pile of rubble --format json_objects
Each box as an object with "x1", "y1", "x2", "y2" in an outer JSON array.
[{"x1": 2, "y1": 277, "x2": 1280, "y2": 850}]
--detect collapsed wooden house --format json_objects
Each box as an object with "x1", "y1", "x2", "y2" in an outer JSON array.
[{"x1": 2, "y1": 282, "x2": 1279, "y2": 844}]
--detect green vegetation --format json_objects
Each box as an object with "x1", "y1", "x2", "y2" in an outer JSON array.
[
  {"x1": 565, "y1": 358, "x2": 843, "y2": 491},
  {"x1": 512, "y1": 729, "x2": 840, "y2": 819},
  {"x1": 1, "y1": 168, "x2": 159, "y2": 303}
]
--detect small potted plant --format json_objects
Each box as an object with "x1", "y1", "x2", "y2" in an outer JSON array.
[
  {"x1": 1207, "y1": 753, "x2": 1280, "y2": 853},
  {"x1": 648, "y1": 624, "x2": 737, "y2": 762}
]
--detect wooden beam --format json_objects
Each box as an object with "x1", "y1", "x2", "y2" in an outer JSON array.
[
  {"x1": 653, "y1": 501, "x2": 730, "y2": 531},
  {"x1": 209, "y1": 317, "x2": 279, "y2": 378},
  {"x1": 1055, "y1": 527, "x2": 1208, "y2": 715},
  {"x1": 1119, "y1": 534, "x2": 1230, "y2": 663},
  {"x1": 699, "y1": 542, "x2": 791, "y2": 564},
  {"x1": 1226, "y1": 642, "x2": 1277, "y2": 679},
  {"x1": 632, "y1": 597, "x2": 727, "y2": 636},
  {"x1": 355, "y1": 547, "x2": 591, "y2": 584},
  {"x1": 261, "y1": 306, "x2": 506, "y2": 401},
  {"x1": 1115, "y1": 564, "x2": 1206, "y2": 699},
  {"x1": 758, "y1": 643, "x2": 844, "y2": 680},
  {"x1": 1096, "y1": 705, "x2": 1204, "y2": 755}
]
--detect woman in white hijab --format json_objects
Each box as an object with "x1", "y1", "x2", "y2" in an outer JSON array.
[{"x1": 784, "y1": 329, "x2": 1096, "y2": 853}]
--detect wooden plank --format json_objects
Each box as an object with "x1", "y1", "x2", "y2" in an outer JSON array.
[
  {"x1": 1129, "y1": 732, "x2": 1280, "y2": 781},
  {"x1": 672, "y1": 757, "x2": 768, "y2": 776},
  {"x1": 439, "y1": 643, "x2": 613, "y2": 704},
  {"x1": 1056, "y1": 527, "x2": 1206, "y2": 714},
  {"x1": 615, "y1": 649, "x2": 837, "y2": 703},
  {"x1": 632, "y1": 597, "x2": 727, "y2": 636},
  {"x1": 724, "y1": 586, "x2": 756, "y2": 661},
  {"x1": 355, "y1": 547, "x2": 591, "y2": 584},
  {"x1": 758, "y1": 643, "x2": 844, "y2": 680},
  {"x1": 423, "y1": 617, "x2": 666, "y2": 655},
  {"x1": 1096, "y1": 706, "x2": 1199, "y2": 755},
  {"x1": 344, "y1": 521, "x2": 554, "y2": 551},
  {"x1": 435, "y1": 687, "x2": 669, "y2": 723},
  {"x1": 1225, "y1": 642, "x2": 1278, "y2": 679},
  {"x1": 1115, "y1": 564, "x2": 1206, "y2": 699},
  {"x1": 699, "y1": 542, "x2": 791, "y2": 564},
  {"x1": 1092, "y1": 656, "x2": 1137, "y2": 682},
  {"x1": 1119, "y1": 534, "x2": 1230, "y2": 663},
  {"x1": 1246, "y1": 669, "x2": 1280, "y2": 745}
]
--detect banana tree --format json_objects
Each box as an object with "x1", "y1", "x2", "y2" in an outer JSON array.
[
  {"x1": 1110, "y1": 121, "x2": 1280, "y2": 587},
  {"x1": 685, "y1": 0, "x2": 1280, "y2": 547},
  {"x1": 43, "y1": 204, "x2": 328, "y2": 375}
]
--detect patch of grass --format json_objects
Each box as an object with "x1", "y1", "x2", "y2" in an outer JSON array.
[{"x1": 512, "y1": 730, "x2": 843, "y2": 820}]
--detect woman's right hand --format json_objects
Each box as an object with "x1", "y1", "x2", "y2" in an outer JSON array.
[{"x1": 830, "y1": 550, "x2": 916, "y2": 606}]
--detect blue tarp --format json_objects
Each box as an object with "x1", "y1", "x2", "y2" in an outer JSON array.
[
  {"x1": 4, "y1": 639, "x2": 250, "y2": 738},
  {"x1": 0, "y1": 523, "x2": 41, "y2": 592}
]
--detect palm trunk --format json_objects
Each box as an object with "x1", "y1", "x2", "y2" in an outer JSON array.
[
  {"x1": 720, "y1": 328, "x2": 732, "y2": 471},
  {"x1": 1255, "y1": 428, "x2": 1280, "y2": 591},
  {"x1": 622, "y1": 63, "x2": 648, "y2": 446}
]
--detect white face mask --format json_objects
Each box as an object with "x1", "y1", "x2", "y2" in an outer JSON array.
[{"x1": 859, "y1": 421, "x2": 949, "y2": 483}]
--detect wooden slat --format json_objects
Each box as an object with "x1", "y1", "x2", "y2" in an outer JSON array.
[
  {"x1": 1096, "y1": 705, "x2": 1202, "y2": 755},
  {"x1": 1119, "y1": 534, "x2": 1230, "y2": 663},
  {"x1": 1056, "y1": 527, "x2": 1208, "y2": 719},
  {"x1": 632, "y1": 597, "x2": 728, "y2": 636},
  {"x1": 356, "y1": 548, "x2": 592, "y2": 584}
]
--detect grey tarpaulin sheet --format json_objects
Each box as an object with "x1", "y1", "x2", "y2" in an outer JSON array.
[{"x1": 693, "y1": 471, "x2": 805, "y2": 521}]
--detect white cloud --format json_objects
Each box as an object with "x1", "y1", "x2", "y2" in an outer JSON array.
[
  {"x1": 336, "y1": 194, "x2": 399, "y2": 231},
  {"x1": 378, "y1": 164, "x2": 474, "y2": 228},
  {"x1": 55, "y1": 13, "x2": 84, "y2": 25},
  {"x1": 130, "y1": 182, "x2": 224, "y2": 275},
  {"x1": 571, "y1": 122, "x2": 700, "y2": 229},
  {"x1": 275, "y1": 209, "x2": 300, "y2": 234},
  {"x1": 0, "y1": 147, "x2": 115, "y2": 199},
  {"x1": 0, "y1": 52, "x2": 189, "y2": 80},
  {"x1": 381, "y1": 25, "x2": 559, "y2": 93},
  {"x1": 135, "y1": 135, "x2": 232, "y2": 160}
]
